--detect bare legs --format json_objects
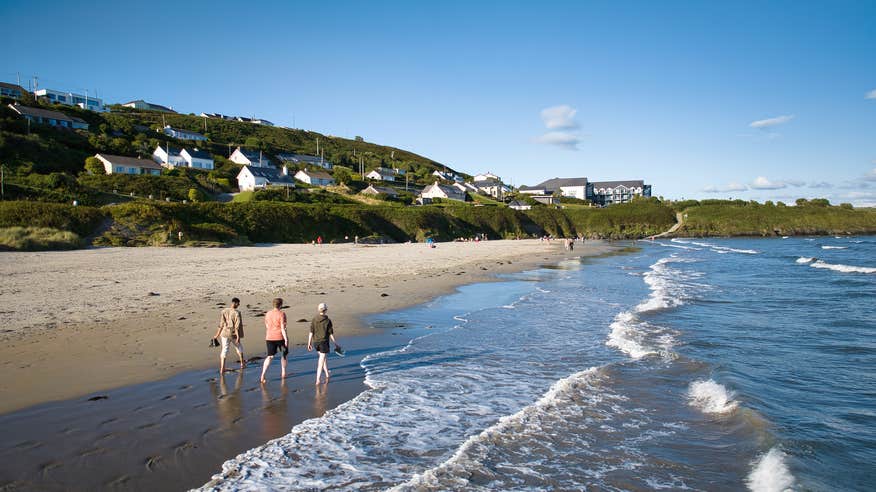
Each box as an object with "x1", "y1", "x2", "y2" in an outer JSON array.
[
  {"x1": 315, "y1": 352, "x2": 330, "y2": 384},
  {"x1": 260, "y1": 353, "x2": 288, "y2": 384}
]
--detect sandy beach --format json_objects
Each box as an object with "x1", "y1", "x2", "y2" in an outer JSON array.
[{"x1": 0, "y1": 239, "x2": 616, "y2": 415}]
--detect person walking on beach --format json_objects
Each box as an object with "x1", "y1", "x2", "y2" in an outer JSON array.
[
  {"x1": 213, "y1": 297, "x2": 245, "y2": 373},
  {"x1": 307, "y1": 303, "x2": 339, "y2": 385},
  {"x1": 260, "y1": 298, "x2": 288, "y2": 384}
]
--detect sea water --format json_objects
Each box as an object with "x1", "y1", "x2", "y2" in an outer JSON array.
[{"x1": 200, "y1": 237, "x2": 876, "y2": 491}]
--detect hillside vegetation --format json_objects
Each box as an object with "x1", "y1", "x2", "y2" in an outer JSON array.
[
  {"x1": 671, "y1": 199, "x2": 876, "y2": 236},
  {"x1": 0, "y1": 200, "x2": 676, "y2": 249}
]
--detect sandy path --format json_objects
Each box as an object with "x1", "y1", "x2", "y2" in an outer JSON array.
[{"x1": 0, "y1": 239, "x2": 615, "y2": 413}]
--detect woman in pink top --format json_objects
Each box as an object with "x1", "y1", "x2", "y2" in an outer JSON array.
[{"x1": 260, "y1": 297, "x2": 288, "y2": 384}]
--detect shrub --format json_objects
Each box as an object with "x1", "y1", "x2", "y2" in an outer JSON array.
[{"x1": 0, "y1": 227, "x2": 82, "y2": 251}]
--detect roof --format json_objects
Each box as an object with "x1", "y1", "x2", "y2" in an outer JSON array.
[
  {"x1": 590, "y1": 180, "x2": 646, "y2": 189},
  {"x1": 183, "y1": 148, "x2": 211, "y2": 159},
  {"x1": 234, "y1": 148, "x2": 269, "y2": 162},
  {"x1": 368, "y1": 168, "x2": 395, "y2": 177},
  {"x1": 8, "y1": 104, "x2": 76, "y2": 122},
  {"x1": 422, "y1": 182, "x2": 466, "y2": 199},
  {"x1": 0, "y1": 82, "x2": 25, "y2": 94},
  {"x1": 244, "y1": 166, "x2": 295, "y2": 184},
  {"x1": 508, "y1": 200, "x2": 530, "y2": 207},
  {"x1": 298, "y1": 169, "x2": 333, "y2": 180},
  {"x1": 474, "y1": 178, "x2": 504, "y2": 187},
  {"x1": 96, "y1": 154, "x2": 163, "y2": 170},
  {"x1": 363, "y1": 185, "x2": 398, "y2": 195},
  {"x1": 534, "y1": 177, "x2": 589, "y2": 190},
  {"x1": 155, "y1": 145, "x2": 182, "y2": 157},
  {"x1": 124, "y1": 100, "x2": 175, "y2": 112},
  {"x1": 277, "y1": 153, "x2": 331, "y2": 165}
]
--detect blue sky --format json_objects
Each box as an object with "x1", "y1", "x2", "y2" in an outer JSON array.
[{"x1": 2, "y1": 0, "x2": 875, "y2": 205}]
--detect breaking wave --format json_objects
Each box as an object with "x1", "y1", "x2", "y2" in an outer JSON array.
[
  {"x1": 746, "y1": 447, "x2": 795, "y2": 492},
  {"x1": 810, "y1": 260, "x2": 876, "y2": 274},
  {"x1": 687, "y1": 379, "x2": 738, "y2": 414}
]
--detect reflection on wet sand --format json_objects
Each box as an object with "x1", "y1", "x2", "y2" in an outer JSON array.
[
  {"x1": 210, "y1": 372, "x2": 244, "y2": 432},
  {"x1": 313, "y1": 383, "x2": 328, "y2": 417},
  {"x1": 260, "y1": 381, "x2": 290, "y2": 439}
]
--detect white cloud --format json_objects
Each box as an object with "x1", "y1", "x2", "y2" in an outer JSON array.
[
  {"x1": 864, "y1": 167, "x2": 876, "y2": 182},
  {"x1": 750, "y1": 176, "x2": 787, "y2": 190},
  {"x1": 703, "y1": 182, "x2": 748, "y2": 193},
  {"x1": 533, "y1": 131, "x2": 582, "y2": 149},
  {"x1": 749, "y1": 115, "x2": 795, "y2": 129},
  {"x1": 540, "y1": 105, "x2": 579, "y2": 129},
  {"x1": 808, "y1": 181, "x2": 833, "y2": 189},
  {"x1": 866, "y1": 89, "x2": 876, "y2": 100},
  {"x1": 535, "y1": 105, "x2": 583, "y2": 149},
  {"x1": 784, "y1": 179, "x2": 806, "y2": 187}
]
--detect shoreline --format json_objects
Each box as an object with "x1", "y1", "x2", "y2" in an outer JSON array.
[
  {"x1": 0, "y1": 239, "x2": 619, "y2": 415},
  {"x1": 0, "y1": 239, "x2": 624, "y2": 491}
]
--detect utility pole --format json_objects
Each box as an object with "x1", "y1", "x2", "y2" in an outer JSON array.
[
  {"x1": 1, "y1": 164, "x2": 5, "y2": 199},
  {"x1": 316, "y1": 137, "x2": 319, "y2": 156}
]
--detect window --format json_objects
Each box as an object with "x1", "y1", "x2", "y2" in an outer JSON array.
[{"x1": 115, "y1": 166, "x2": 124, "y2": 173}]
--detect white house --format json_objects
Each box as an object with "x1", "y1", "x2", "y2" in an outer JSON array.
[
  {"x1": 163, "y1": 126, "x2": 207, "y2": 141},
  {"x1": 361, "y1": 184, "x2": 399, "y2": 197},
  {"x1": 96, "y1": 153, "x2": 163, "y2": 175},
  {"x1": 34, "y1": 88, "x2": 105, "y2": 112},
  {"x1": 473, "y1": 178, "x2": 511, "y2": 199},
  {"x1": 153, "y1": 145, "x2": 187, "y2": 168},
  {"x1": 474, "y1": 172, "x2": 500, "y2": 182},
  {"x1": 432, "y1": 170, "x2": 449, "y2": 181},
  {"x1": 519, "y1": 177, "x2": 589, "y2": 200},
  {"x1": 8, "y1": 103, "x2": 89, "y2": 130},
  {"x1": 122, "y1": 100, "x2": 175, "y2": 113},
  {"x1": 366, "y1": 168, "x2": 396, "y2": 182},
  {"x1": 589, "y1": 180, "x2": 650, "y2": 206},
  {"x1": 452, "y1": 182, "x2": 468, "y2": 193},
  {"x1": 236, "y1": 165, "x2": 295, "y2": 191},
  {"x1": 420, "y1": 181, "x2": 466, "y2": 202},
  {"x1": 180, "y1": 148, "x2": 214, "y2": 170},
  {"x1": 294, "y1": 168, "x2": 335, "y2": 186},
  {"x1": 229, "y1": 147, "x2": 272, "y2": 167},
  {"x1": 277, "y1": 152, "x2": 333, "y2": 170}
]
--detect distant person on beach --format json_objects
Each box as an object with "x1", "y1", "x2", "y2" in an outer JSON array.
[
  {"x1": 213, "y1": 297, "x2": 245, "y2": 373},
  {"x1": 260, "y1": 298, "x2": 288, "y2": 384},
  {"x1": 307, "y1": 302, "x2": 339, "y2": 385}
]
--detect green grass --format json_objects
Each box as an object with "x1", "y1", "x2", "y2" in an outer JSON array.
[
  {"x1": 0, "y1": 226, "x2": 82, "y2": 251},
  {"x1": 678, "y1": 203, "x2": 876, "y2": 236}
]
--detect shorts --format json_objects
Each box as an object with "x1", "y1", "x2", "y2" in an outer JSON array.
[
  {"x1": 266, "y1": 340, "x2": 288, "y2": 358},
  {"x1": 220, "y1": 337, "x2": 243, "y2": 358},
  {"x1": 314, "y1": 340, "x2": 331, "y2": 354}
]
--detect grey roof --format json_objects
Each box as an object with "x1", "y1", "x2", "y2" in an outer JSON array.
[
  {"x1": 125, "y1": 100, "x2": 175, "y2": 112},
  {"x1": 277, "y1": 153, "x2": 331, "y2": 165},
  {"x1": 166, "y1": 126, "x2": 205, "y2": 138},
  {"x1": 8, "y1": 104, "x2": 78, "y2": 122},
  {"x1": 473, "y1": 178, "x2": 504, "y2": 187},
  {"x1": 422, "y1": 182, "x2": 466, "y2": 200},
  {"x1": 298, "y1": 169, "x2": 333, "y2": 180},
  {"x1": 589, "y1": 180, "x2": 646, "y2": 189},
  {"x1": 362, "y1": 185, "x2": 398, "y2": 196},
  {"x1": 157, "y1": 145, "x2": 182, "y2": 157},
  {"x1": 508, "y1": 200, "x2": 528, "y2": 207},
  {"x1": 235, "y1": 148, "x2": 270, "y2": 162},
  {"x1": 246, "y1": 166, "x2": 295, "y2": 184},
  {"x1": 183, "y1": 148, "x2": 211, "y2": 159},
  {"x1": 97, "y1": 154, "x2": 163, "y2": 170},
  {"x1": 532, "y1": 177, "x2": 589, "y2": 191}
]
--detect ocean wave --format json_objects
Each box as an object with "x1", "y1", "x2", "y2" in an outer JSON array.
[
  {"x1": 607, "y1": 312, "x2": 659, "y2": 359},
  {"x1": 821, "y1": 245, "x2": 847, "y2": 250},
  {"x1": 746, "y1": 447, "x2": 795, "y2": 492},
  {"x1": 391, "y1": 367, "x2": 602, "y2": 491},
  {"x1": 795, "y1": 257, "x2": 815, "y2": 264},
  {"x1": 673, "y1": 239, "x2": 758, "y2": 255},
  {"x1": 810, "y1": 260, "x2": 876, "y2": 274},
  {"x1": 687, "y1": 379, "x2": 738, "y2": 414}
]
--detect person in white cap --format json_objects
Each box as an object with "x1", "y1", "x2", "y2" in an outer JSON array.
[{"x1": 307, "y1": 302, "x2": 338, "y2": 384}]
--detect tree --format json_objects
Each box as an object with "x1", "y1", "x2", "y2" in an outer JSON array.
[
  {"x1": 333, "y1": 166, "x2": 353, "y2": 185},
  {"x1": 84, "y1": 156, "x2": 105, "y2": 175},
  {"x1": 188, "y1": 188, "x2": 204, "y2": 202},
  {"x1": 354, "y1": 136, "x2": 364, "y2": 142}
]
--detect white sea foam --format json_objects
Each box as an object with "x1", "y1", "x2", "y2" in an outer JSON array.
[
  {"x1": 687, "y1": 379, "x2": 738, "y2": 414},
  {"x1": 675, "y1": 239, "x2": 758, "y2": 255},
  {"x1": 821, "y1": 245, "x2": 847, "y2": 250},
  {"x1": 747, "y1": 447, "x2": 795, "y2": 492},
  {"x1": 607, "y1": 312, "x2": 658, "y2": 359},
  {"x1": 795, "y1": 257, "x2": 815, "y2": 264},
  {"x1": 810, "y1": 260, "x2": 876, "y2": 274},
  {"x1": 392, "y1": 367, "x2": 602, "y2": 490}
]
